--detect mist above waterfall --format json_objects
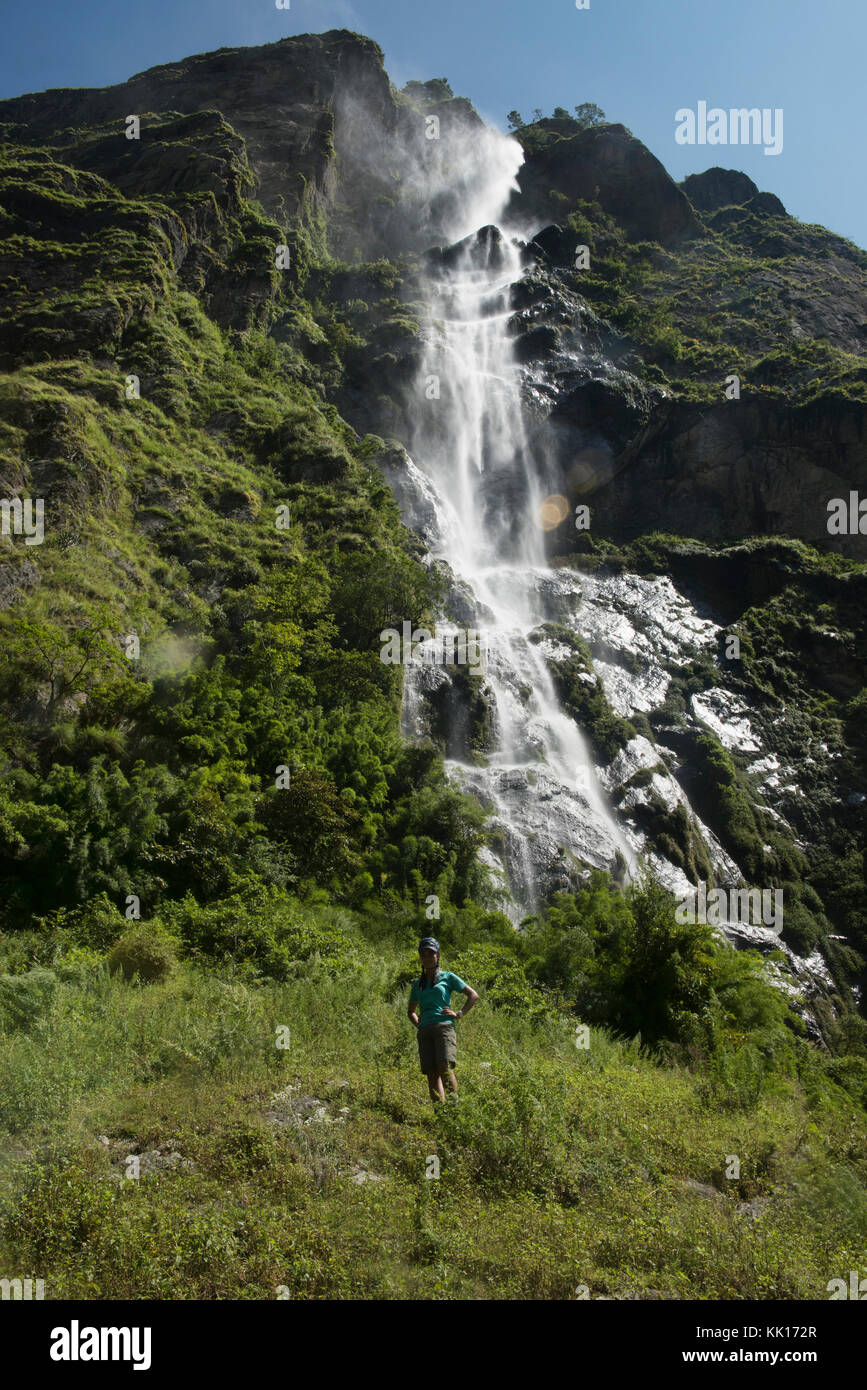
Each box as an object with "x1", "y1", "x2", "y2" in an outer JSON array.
[{"x1": 331, "y1": 84, "x2": 525, "y2": 257}]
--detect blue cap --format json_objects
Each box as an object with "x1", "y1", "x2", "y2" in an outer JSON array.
[{"x1": 418, "y1": 937, "x2": 440, "y2": 952}]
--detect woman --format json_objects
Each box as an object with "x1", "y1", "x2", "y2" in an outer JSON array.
[{"x1": 407, "y1": 936, "x2": 479, "y2": 1103}]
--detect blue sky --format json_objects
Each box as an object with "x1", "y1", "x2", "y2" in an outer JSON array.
[{"x1": 2, "y1": 0, "x2": 863, "y2": 248}]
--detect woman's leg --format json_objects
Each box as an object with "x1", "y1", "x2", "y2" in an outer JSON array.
[
  {"x1": 427, "y1": 1068, "x2": 446, "y2": 1103},
  {"x1": 445, "y1": 1066, "x2": 457, "y2": 1094}
]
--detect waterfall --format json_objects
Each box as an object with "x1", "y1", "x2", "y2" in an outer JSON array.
[
  {"x1": 395, "y1": 161, "x2": 635, "y2": 917},
  {"x1": 379, "y1": 125, "x2": 834, "y2": 1024}
]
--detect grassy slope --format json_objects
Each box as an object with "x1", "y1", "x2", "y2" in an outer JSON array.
[{"x1": 1, "y1": 931, "x2": 866, "y2": 1300}]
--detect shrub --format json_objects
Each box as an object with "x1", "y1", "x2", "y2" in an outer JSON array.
[
  {"x1": 161, "y1": 884, "x2": 355, "y2": 980},
  {"x1": 824, "y1": 1055, "x2": 867, "y2": 1109},
  {"x1": 0, "y1": 967, "x2": 59, "y2": 1030},
  {"x1": 37, "y1": 892, "x2": 129, "y2": 952},
  {"x1": 434, "y1": 1057, "x2": 574, "y2": 1199},
  {"x1": 107, "y1": 925, "x2": 177, "y2": 984},
  {"x1": 452, "y1": 943, "x2": 556, "y2": 1021},
  {"x1": 53, "y1": 945, "x2": 105, "y2": 986}
]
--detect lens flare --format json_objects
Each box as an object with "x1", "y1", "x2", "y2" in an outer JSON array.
[{"x1": 538, "y1": 494, "x2": 570, "y2": 530}]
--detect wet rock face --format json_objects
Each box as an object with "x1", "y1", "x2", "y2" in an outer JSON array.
[
  {"x1": 449, "y1": 760, "x2": 623, "y2": 912},
  {"x1": 544, "y1": 566, "x2": 843, "y2": 1023},
  {"x1": 426, "y1": 225, "x2": 508, "y2": 274},
  {"x1": 511, "y1": 324, "x2": 560, "y2": 364},
  {"x1": 427, "y1": 667, "x2": 497, "y2": 760}
]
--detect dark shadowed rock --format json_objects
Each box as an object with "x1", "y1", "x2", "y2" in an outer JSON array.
[
  {"x1": 509, "y1": 124, "x2": 701, "y2": 247},
  {"x1": 427, "y1": 225, "x2": 507, "y2": 273},
  {"x1": 511, "y1": 324, "x2": 559, "y2": 362},
  {"x1": 681, "y1": 167, "x2": 760, "y2": 212},
  {"x1": 525, "y1": 223, "x2": 583, "y2": 266},
  {"x1": 551, "y1": 374, "x2": 661, "y2": 455},
  {"x1": 0, "y1": 30, "x2": 388, "y2": 233},
  {"x1": 585, "y1": 395, "x2": 867, "y2": 557},
  {"x1": 681, "y1": 167, "x2": 787, "y2": 218},
  {"x1": 747, "y1": 190, "x2": 787, "y2": 217}
]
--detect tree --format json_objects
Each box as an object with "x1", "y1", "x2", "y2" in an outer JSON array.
[
  {"x1": 258, "y1": 767, "x2": 361, "y2": 883},
  {"x1": 328, "y1": 547, "x2": 439, "y2": 651},
  {"x1": 574, "y1": 102, "x2": 606, "y2": 128},
  {"x1": 402, "y1": 78, "x2": 453, "y2": 104},
  {"x1": 552, "y1": 106, "x2": 571, "y2": 119},
  {"x1": 506, "y1": 110, "x2": 524, "y2": 131},
  {"x1": 1, "y1": 607, "x2": 134, "y2": 727}
]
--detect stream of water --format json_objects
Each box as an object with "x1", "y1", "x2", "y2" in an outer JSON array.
[{"x1": 399, "y1": 228, "x2": 634, "y2": 916}]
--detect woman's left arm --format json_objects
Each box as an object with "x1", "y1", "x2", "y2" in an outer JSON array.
[{"x1": 457, "y1": 986, "x2": 479, "y2": 1018}]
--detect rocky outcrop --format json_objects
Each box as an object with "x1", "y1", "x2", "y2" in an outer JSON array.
[
  {"x1": 509, "y1": 124, "x2": 701, "y2": 246},
  {"x1": 0, "y1": 31, "x2": 386, "y2": 234},
  {"x1": 681, "y1": 167, "x2": 786, "y2": 218},
  {"x1": 543, "y1": 389, "x2": 867, "y2": 559},
  {"x1": 426, "y1": 224, "x2": 508, "y2": 273},
  {"x1": 0, "y1": 30, "x2": 489, "y2": 262},
  {"x1": 496, "y1": 228, "x2": 867, "y2": 558}
]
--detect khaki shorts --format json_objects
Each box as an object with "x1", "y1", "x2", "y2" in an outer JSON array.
[{"x1": 417, "y1": 1021, "x2": 457, "y2": 1072}]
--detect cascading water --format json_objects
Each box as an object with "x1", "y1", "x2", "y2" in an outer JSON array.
[{"x1": 396, "y1": 197, "x2": 635, "y2": 917}]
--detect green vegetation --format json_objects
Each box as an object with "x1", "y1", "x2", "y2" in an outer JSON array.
[
  {"x1": 507, "y1": 103, "x2": 606, "y2": 137},
  {"x1": 0, "y1": 136, "x2": 489, "y2": 934},
  {"x1": 531, "y1": 622, "x2": 636, "y2": 760},
  {"x1": 400, "y1": 79, "x2": 455, "y2": 107},
  {"x1": 559, "y1": 534, "x2": 867, "y2": 986},
  {"x1": 1, "y1": 878, "x2": 866, "y2": 1299}
]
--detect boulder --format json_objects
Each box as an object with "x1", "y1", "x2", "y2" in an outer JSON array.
[
  {"x1": 427, "y1": 224, "x2": 507, "y2": 273},
  {"x1": 525, "y1": 223, "x2": 583, "y2": 267}
]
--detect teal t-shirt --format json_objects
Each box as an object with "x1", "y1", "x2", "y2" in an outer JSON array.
[{"x1": 410, "y1": 969, "x2": 468, "y2": 1028}]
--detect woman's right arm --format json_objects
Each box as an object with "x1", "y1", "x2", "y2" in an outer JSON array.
[{"x1": 407, "y1": 990, "x2": 419, "y2": 1028}]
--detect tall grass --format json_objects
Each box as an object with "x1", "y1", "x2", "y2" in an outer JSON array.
[{"x1": 1, "y1": 919, "x2": 865, "y2": 1299}]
